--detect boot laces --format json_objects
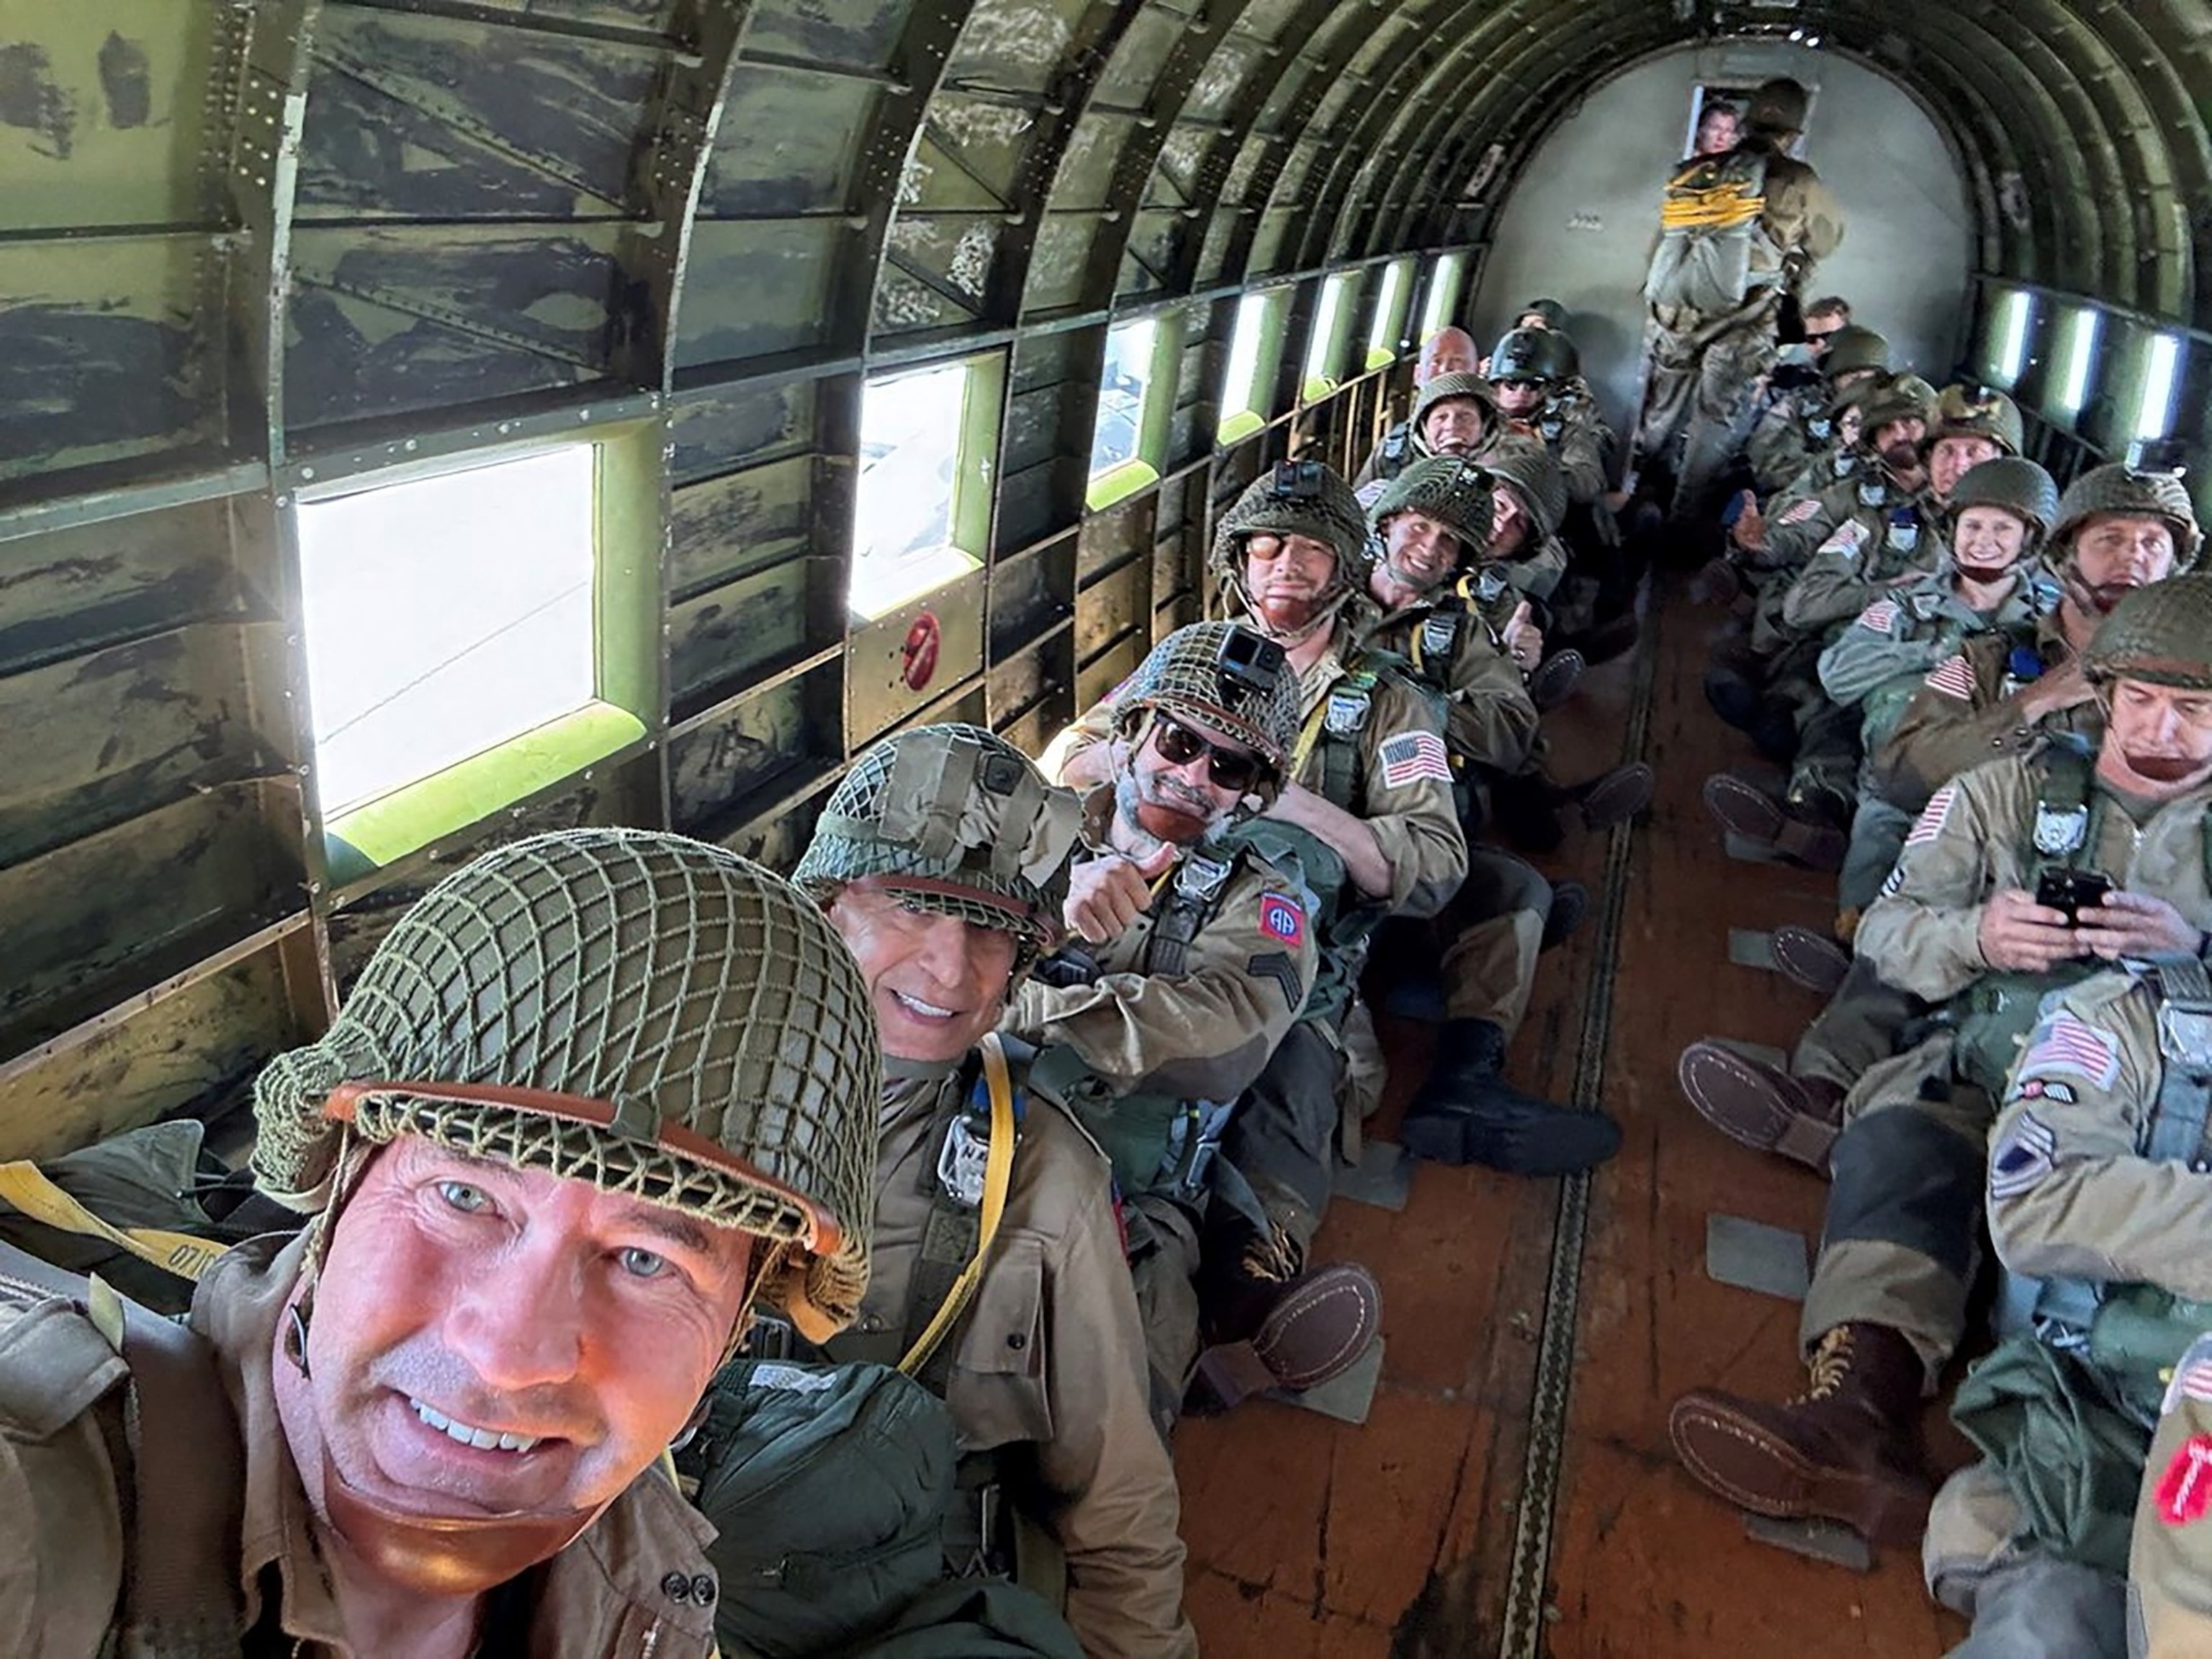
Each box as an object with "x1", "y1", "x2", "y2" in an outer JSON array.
[
  {"x1": 1797, "y1": 1326, "x2": 1854, "y2": 1403},
  {"x1": 1239, "y1": 1223, "x2": 1303, "y2": 1286}
]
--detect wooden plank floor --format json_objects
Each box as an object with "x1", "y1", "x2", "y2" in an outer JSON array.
[{"x1": 1174, "y1": 571, "x2": 1972, "y2": 1656}]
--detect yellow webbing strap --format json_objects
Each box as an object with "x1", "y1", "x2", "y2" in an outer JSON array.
[
  {"x1": 0, "y1": 1161, "x2": 229, "y2": 1282},
  {"x1": 898, "y1": 1034, "x2": 1017, "y2": 1377},
  {"x1": 1288, "y1": 694, "x2": 1331, "y2": 780},
  {"x1": 1660, "y1": 181, "x2": 1765, "y2": 232}
]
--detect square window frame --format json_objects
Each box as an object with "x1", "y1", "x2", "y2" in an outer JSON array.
[
  {"x1": 1982, "y1": 286, "x2": 2038, "y2": 390},
  {"x1": 1087, "y1": 312, "x2": 1184, "y2": 511},
  {"x1": 1418, "y1": 251, "x2": 1469, "y2": 343},
  {"x1": 296, "y1": 421, "x2": 662, "y2": 886},
  {"x1": 1218, "y1": 287, "x2": 1292, "y2": 446},
  {"x1": 853, "y1": 349, "x2": 1008, "y2": 619},
  {"x1": 1364, "y1": 256, "x2": 1417, "y2": 370},
  {"x1": 1301, "y1": 271, "x2": 1363, "y2": 404}
]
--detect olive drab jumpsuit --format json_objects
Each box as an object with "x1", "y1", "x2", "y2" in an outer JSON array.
[
  {"x1": 1815, "y1": 568, "x2": 2055, "y2": 910},
  {"x1": 825, "y1": 1057, "x2": 1197, "y2": 1659},
  {"x1": 1800, "y1": 754, "x2": 2212, "y2": 1383},
  {"x1": 1359, "y1": 589, "x2": 1557, "y2": 1037},
  {"x1": 1002, "y1": 788, "x2": 1320, "y2": 1413},
  {"x1": 1048, "y1": 617, "x2": 1465, "y2": 1252},
  {"x1": 1754, "y1": 622, "x2": 2110, "y2": 1125},
  {"x1": 1640, "y1": 141, "x2": 1845, "y2": 517},
  {"x1": 1875, "y1": 611, "x2": 2102, "y2": 811},
  {"x1": 1920, "y1": 965, "x2": 2212, "y2": 1658}
]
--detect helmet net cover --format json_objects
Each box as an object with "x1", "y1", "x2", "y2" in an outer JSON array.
[
  {"x1": 2082, "y1": 575, "x2": 2212, "y2": 689},
  {"x1": 2050, "y1": 463, "x2": 2206, "y2": 572},
  {"x1": 1944, "y1": 456, "x2": 2059, "y2": 539},
  {"x1": 1479, "y1": 437, "x2": 1569, "y2": 539},
  {"x1": 1855, "y1": 376, "x2": 1938, "y2": 443},
  {"x1": 1110, "y1": 621, "x2": 1300, "y2": 770},
  {"x1": 1369, "y1": 456, "x2": 1497, "y2": 557},
  {"x1": 253, "y1": 829, "x2": 881, "y2": 1339},
  {"x1": 792, "y1": 724, "x2": 1081, "y2": 970},
  {"x1": 1412, "y1": 373, "x2": 1500, "y2": 441},
  {"x1": 1923, "y1": 383, "x2": 2023, "y2": 457}
]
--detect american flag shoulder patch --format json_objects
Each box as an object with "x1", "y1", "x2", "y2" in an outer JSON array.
[
  {"x1": 2018, "y1": 1013, "x2": 2122, "y2": 1090},
  {"x1": 1988, "y1": 1111, "x2": 2058, "y2": 1201},
  {"x1": 1925, "y1": 654, "x2": 1977, "y2": 701},
  {"x1": 1903, "y1": 783, "x2": 1957, "y2": 848},
  {"x1": 2164, "y1": 1338, "x2": 2212, "y2": 1416},
  {"x1": 1779, "y1": 497, "x2": 1822, "y2": 526},
  {"x1": 1818, "y1": 518, "x2": 1869, "y2": 558},
  {"x1": 1855, "y1": 598, "x2": 1901, "y2": 634},
  {"x1": 1378, "y1": 729, "x2": 1452, "y2": 788}
]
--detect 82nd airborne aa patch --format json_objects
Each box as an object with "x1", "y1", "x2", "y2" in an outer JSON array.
[{"x1": 1260, "y1": 893, "x2": 1305, "y2": 948}]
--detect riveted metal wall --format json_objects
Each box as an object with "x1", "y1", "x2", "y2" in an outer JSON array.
[{"x1": 6, "y1": 0, "x2": 2212, "y2": 1154}]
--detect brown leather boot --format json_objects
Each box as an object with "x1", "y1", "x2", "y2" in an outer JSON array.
[
  {"x1": 1669, "y1": 1323, "x2": 1932, "y2": 1547},
  {"x1": 1770, "y1": 925, "x2": 1851, "y2": 998},
  {"x1": 1191, "y1": 1222, "x2": 1382, "y2": 1412},
  {"x1": 1701, "y1": 774, "x2": 1847, "y2": 870},
  {"x1": 1676, "y1": 1040, "x2": 1845, "y2": 1169}
]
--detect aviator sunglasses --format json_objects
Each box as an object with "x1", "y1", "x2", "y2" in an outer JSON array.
[{"x1": 1149, "y1": 714, "x2": 1267, "y2": 793}]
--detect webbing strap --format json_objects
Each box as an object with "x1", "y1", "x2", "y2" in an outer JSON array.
[
  {"x1": 2146, "y1": 958, "x2": 2212, "y2": 1166},
  {"x1": 0, "y1": 1161, "x2": 230, "y2": 1282},
  {"x1": 898, "y1": 1036, "x2": 1017, "y2": 1378},
  {"x1": 0, "y1": 1241, "x2": 243, "y2": 1650}
]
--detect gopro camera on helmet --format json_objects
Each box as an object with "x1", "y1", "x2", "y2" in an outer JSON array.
[
  {"x1": 1269, "y1": 459, "x2": 1328, "y2": 500},
  {"x1": 2126, "y1": 437, "x2": 2190, "y2": 475},
  {"x1": 1215, "y1": 624, "x2": 1287, "y2": 705}
]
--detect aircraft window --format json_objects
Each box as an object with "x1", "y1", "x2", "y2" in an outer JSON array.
[
  {"x1": 1419, "y1": 252, "x2": 1466, "y2": 341},
  {"x1": 1990, "y1": 289, "x2": 2034, "y2": 387},
  {"x1": 1303, "y1": 273, "x2": 1357, "y2": 400},
  {"x1": 1088, "y1": 315, "x2": 1179, "y2": 510},
  {"x1": 1219, "y1": 289, "x2": 1288, "y2": 444},
  {"x1": 2056, "y1": 306, "x2": 2103, "y2": 421},
  {"x1": 299, "y1": 446, "x2": 607, "y2": 828},
  {"x1": 2134, "y1": 333, "x2": 2184, "y2": 441},
  {"x1": 1365, "y1": 258, "x2": 1415, "y2": 369},
  {"x1": 855, "y1": 356, "x2": 992, "y2": 620}
]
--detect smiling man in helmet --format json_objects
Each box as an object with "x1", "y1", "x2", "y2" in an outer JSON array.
[
  {"x1": 1020, "y1": 624, "x2": 1380, "y2": 1419},
  {"x1": 1054, "y1": 462, "x2": 1467, "y2": 1269},
  {"x1": 792, "y1": 724, "x2": 1197, "y2": 1659},
  {"x1": 0, "y1": 830, "x2": 881, "y2": 1658},
  {"x1": 1353, "y1": 372, "x2": 1501, "y2": 490},
  {"x1": 1671, "y1": 578, "x2": 2212, "y2": 1552}
]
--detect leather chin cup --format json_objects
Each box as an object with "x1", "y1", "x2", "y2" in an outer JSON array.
[{"x1": 321, "y1": 1452, "x2": 609, "y2": 1598}]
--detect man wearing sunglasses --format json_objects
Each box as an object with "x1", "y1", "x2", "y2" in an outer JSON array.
[
  {"x1": 0, "y1": 830, "x2": 882, "y2": 1658},
  {"x1": 1052, "y1": 464, "x2": 1465, "y2": 1370},
  {"x1": 793, "y1": 724, "x2": 1198, "y2": 1659},
  {"x1": 1021, "y1": 622, "x2": 1380, "y2": 1418}
]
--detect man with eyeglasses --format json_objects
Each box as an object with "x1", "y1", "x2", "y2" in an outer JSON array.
[
  {"x1": 1052, "y1": 463, "x2": 1465, "y2": 1380},
  {"x1": 1022, "y1": 623, "x2": 1381, "y2": 1419}
]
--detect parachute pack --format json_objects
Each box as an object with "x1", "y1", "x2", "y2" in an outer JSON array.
[{"x1": 1644, "y1": 149, "x2": 1772, "y2": 313}]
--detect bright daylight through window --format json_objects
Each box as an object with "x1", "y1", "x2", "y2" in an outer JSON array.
[
  {"x1": 1304, "y1": 274, "x2": 1349, "y2": 397},
  {"x1": 297, "y1": 446, "x2": 598, "y2": 818},
  {"x1": 2136, "y1": 334, "x2": 2183, "y2": 441},
  {"x1": 1367, "y1": 259, "x2": 1411, "y2": 368},
  {"x1": 1091, "y1": 318, "x2": 1158, "y2": 478},
  {"x1": 2059, "y1": 307, "x2": 2102, "y2": 418},
  {"x1": 1219, "y1": 292, "x2": 1274, "y2": 442},
  {"x1": 1419, "y1": 253, "x2": 1465, "y2": 341},
  {"x1": 1993, "y1": 290, "x2": 2031, "y2": 386},
  {"x1": 855, "y1": 359, "x2": 985, "y2": 620}
]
